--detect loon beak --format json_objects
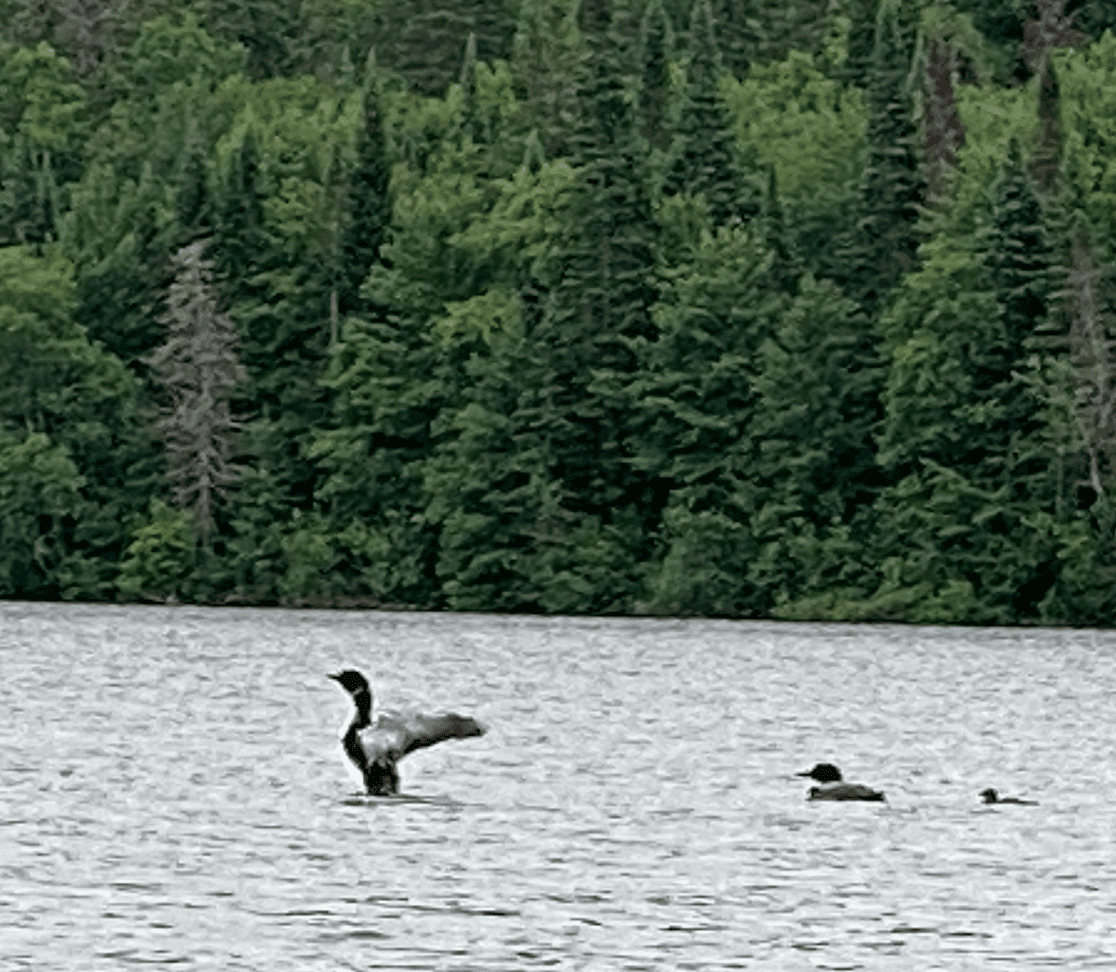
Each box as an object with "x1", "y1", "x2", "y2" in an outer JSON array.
[{"x1": 327, "y1": 672, "x2": 341, "y2": 682}]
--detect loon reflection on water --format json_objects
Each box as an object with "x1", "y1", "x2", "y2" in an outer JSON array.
[
  {"x1": 980, "y1": 788, "x2": 1038, "y2": 805},
  {"x1": 329, "y1": 669, "x2": 486, "y2": 795},
  {"x1": 798, "y1": 763, "x2": 886, "y2": 802}
]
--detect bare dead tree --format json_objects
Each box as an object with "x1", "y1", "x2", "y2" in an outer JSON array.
[
  {"x1": 1066, "y1": 233, "x2": 1116, "y2": 497},
  {"x1": 1022, "y1": 0, "x2": 1087, "y2": 192},
  {"x1": 150, "y1": 240, "x2": 246, "y2": 540},
  {"x1": 922, "y1": 36, "x2": 965, "y2": 206}
]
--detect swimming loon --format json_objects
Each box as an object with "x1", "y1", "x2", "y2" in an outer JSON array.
[
  {"x1": 329, "y1": 669, "x2": 485, "y2": 795},
  {"x1": 797, "y1": 763, "x2": 886, "y2": 802},
  {"x1": 980, "y1": 788, "x2": 1037, "y2": 806}
]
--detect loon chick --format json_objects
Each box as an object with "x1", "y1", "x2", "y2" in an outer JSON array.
[
  {"x1": 328, "y1": 669, "x2": 485, "y2": 795},
  {"x1": 981, "y1": 788, "x2": 1037, "y2": 806},
  {"x1": 798, "y1": 763, "x2": 886, "y2": 802}
]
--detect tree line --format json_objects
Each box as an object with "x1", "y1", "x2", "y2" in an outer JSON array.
[{"x1": 4, "y1": 0, "x2": 1116, "y2": 624}]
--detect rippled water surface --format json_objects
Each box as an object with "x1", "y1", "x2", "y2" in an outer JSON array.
[{"x1": 3, "y1": 603, "x2": 1116, "y2": 969}]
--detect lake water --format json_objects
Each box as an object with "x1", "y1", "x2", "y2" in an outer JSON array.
[{"x1": 2, "y1": 602, "x2": 1115, "y2": 969}]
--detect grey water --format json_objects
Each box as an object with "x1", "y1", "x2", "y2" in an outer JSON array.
[{"x1": 2, "y1": 603, "x2": 1115, "y2": 970}]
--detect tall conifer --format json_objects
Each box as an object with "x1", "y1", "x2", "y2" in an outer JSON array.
[
  {"x1": 984, "y1": 138, "x2": 1053, "y2": 383},
  {"x1": 852, "y1": 0, "x2": 923, "y2": 314},
  {"x1": 639, "y1": 0, "x2": 674, "y2": 154},
  {"x1": 214, "y1": 127, "x2": 265, "y2": 294},
  {"x1": 339, "y1": 69, "x2": 390, "y2": 316},
  {"x1": 510, "y1": 0, "x2": 580, "y2": 157},
  {"x1": 665, "y1": 0, "x2": 752, "y2": 225}
]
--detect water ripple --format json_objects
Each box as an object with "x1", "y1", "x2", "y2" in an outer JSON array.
[{"x1": 3, "y1": 604, "x2": 1115, "y2": 968}]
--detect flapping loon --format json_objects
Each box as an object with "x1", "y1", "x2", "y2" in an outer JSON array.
[
  {"x1": 980, "y1": 788, "x2": 1037, "y2": 806},
  {"x1": 797, "y1": 763, "x2": 886, "y2": 802},
  {"x1": 329, "y1": 669, "x2": 485, "y2": 795}
]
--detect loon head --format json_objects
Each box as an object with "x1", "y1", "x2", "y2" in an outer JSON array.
[
  {"x1": 980, "y1": 788, "x2": 998, "y2": 803},
  {"x1": 797, "y1": 763, "x2": 843, "y2": 783},
  {"x1": 329, "y1": 669, "x2": 373, "y2": 726}
]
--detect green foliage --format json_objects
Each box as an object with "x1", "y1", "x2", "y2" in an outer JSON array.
[
  {"x1": 197, "y1": 0, "x2": 299, "y2": 79},
  {"x1": 0, "y1": 246, "x2": 143, "y2": 594},
  {"x1": 6, "y1": 0, "x2": 1116, "y2": 625},
  {"x1": 1057, "y1": 33, "x2": 1116, "y2": 255},
  {"x1": 0, "y1": 431, "x2": 84, "y2": 598},
  {"x1": 374, "y1": 0, "x2": 517, "y2": 96},
  {"x1": 0, "y1": 40, "x2": 87, "y2": 244},
  {"x1": 724, "y1": 51, "x2": 866, "y2": 202},
  {"x1": 722, "y1": 49, "x2": 865, "y2": 280},
  {"x1": 116, "y1": 499, "x2": 198, "y2": 602},
  {"x1": 107, "y1": 12, "x2": 248, "y2": 97},
  {"x1": 712, "y1": 0, "x2": 832, "y2": 77}
]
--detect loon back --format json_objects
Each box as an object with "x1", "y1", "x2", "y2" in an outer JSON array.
[
  {"x1": 329, "y1": 670, "x2": 485, "y2": 795},
  {"x1": 981, "y1": 788, "x2": 1037, "y2": 805},
  {"x1": 809, "y1": 783, "x2": 886, "y2": 802}
]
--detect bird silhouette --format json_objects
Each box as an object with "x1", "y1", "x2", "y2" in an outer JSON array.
[
  {"x1": 980, "y1": 788, "x2": 1037, "y2": 805},
  {"x1": 797, "y1": 763, "x2": 886, "y2": 802},
  {"x1": 329, "y1": 669, "x2": 485, "y2": 795}
]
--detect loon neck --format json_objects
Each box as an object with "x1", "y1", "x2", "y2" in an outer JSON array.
[{"x1": 352, "y1": 687, "x2": 373, "y2": 728}]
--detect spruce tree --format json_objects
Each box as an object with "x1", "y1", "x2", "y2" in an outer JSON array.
[
  {"x1": 711, "y1": 0, "x2": 760, "y2": 77},
  {"x1": 458, "y1": 33, "x2": 487, "y2": 145},
  {"x1": 851, "y1": 0, "x2": 924, "y2": 314},
  {"x1": 842, "y1": 0, "x2": 881, "y2": 88},
  {"x1": 665, "y1": 0, "x2": 753, "y2": 225},
  {"x1": 214, "y1": 127, "x2": 265, "y2": 295},
  {"x1": 528, "y1": 0, "x2": 659, "y2": 512},
  {"x1": 984, "y1": 137, "x2": 1053, "y2": 385},
  {"x1": 863, "y1": 141, "x2": 1061, "y2": 622},
  {"x1": 638, "y1": 0, "x2": 674, "y2": 154},
  {"x1": 510, "y1": 0, "x2": 580, "y2": 157},
  {"x1": 338, "y1": 70, "x2": 390, "y2": 316},
  {"x1": 176, "y1": 121, "x2": 213, "y2": 244},
  {"x1": 430, "y1": 0, "x2": 663, "y2": 613}
]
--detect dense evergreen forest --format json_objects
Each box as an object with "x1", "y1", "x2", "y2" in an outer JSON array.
[{"x1": 4, "y1": 0, "x2": 1116, "y2": 623}]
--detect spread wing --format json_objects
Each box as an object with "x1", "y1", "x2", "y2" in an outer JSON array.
[{"x1": 358, "y1": 711, "x2": 486, "y2": 763}]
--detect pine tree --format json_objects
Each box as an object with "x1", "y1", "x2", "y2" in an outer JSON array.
[
  {"x1": 862, "y1": 140, "x2": 1061, "y2": 622},
  {"x1": 150, "y1": 240, "x2": 246, "y2": 539}
]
